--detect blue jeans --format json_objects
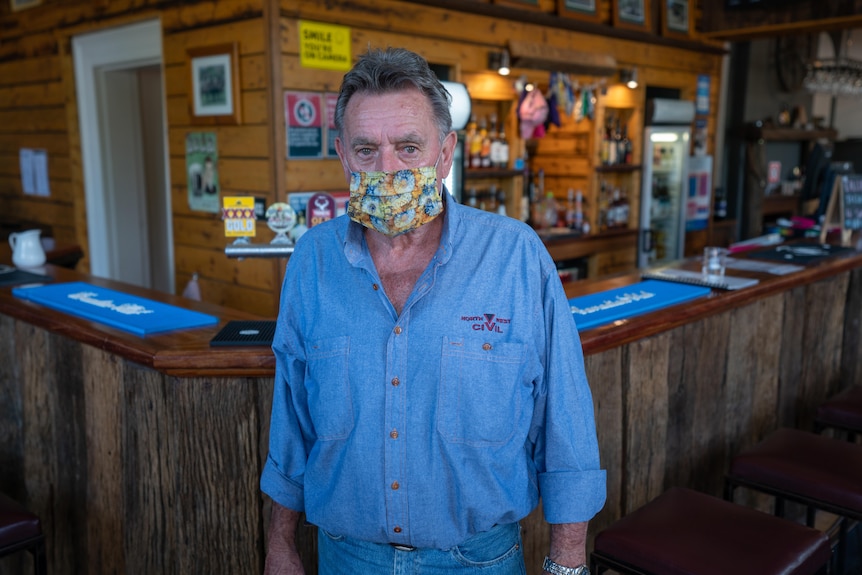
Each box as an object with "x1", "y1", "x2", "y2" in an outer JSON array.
[{"x1": 317, "y1": 522, "x2": 526, "y2": 575}]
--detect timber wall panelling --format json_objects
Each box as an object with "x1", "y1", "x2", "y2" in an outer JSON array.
[{"x1": 1, "y1": 0, "x2": 722, "y2": 317}]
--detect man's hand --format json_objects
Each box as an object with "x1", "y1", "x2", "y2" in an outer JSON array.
[
  {"x1": 264, "y1": 502, "x2": 305, "y2": 575},
  {"x1": 545, "y1": 522, "x2": 588, "y2": 573}
]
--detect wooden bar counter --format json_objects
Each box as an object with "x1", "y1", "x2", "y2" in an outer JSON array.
[{"x1": 1, "y1": 247, "x2": 861, "y2": 575}]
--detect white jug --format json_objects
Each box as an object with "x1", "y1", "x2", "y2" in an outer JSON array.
[{"x1": 9, "y1": 229, "x2": 46, "y2": 268}]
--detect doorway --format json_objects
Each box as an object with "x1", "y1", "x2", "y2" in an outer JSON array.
[{"x1": 72, "y1": 19, "x2": 174, "y2": 293}]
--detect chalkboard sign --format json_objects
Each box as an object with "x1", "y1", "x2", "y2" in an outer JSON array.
[
  {"x1": 842, "y1": 174, "x2": 862, "y2": 231},
  {"x1": 820, "y1": 173, "x2": 862, "y2": 246}
]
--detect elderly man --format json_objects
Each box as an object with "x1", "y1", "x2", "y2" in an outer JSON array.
[{"x1": 261, "y1": 47, "x2": 605, "y2": 575}]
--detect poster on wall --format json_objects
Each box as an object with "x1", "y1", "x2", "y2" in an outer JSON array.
[
  {"x1": 298, "y1": 21, "x2": 352, "y2": 72},
  {"x1": 186, "y1": 132, "x2": 220, "y2": 213},
  {"x1": 325, "y1": 92, "x2": 339, "y2": 158},
  {"x1": 285, "y1": 91, "x2": 324, "y2": 159}
]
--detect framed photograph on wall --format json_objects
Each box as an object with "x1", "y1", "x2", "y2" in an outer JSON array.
[
  {"x1": 662, "y1": 0, "x2": 692, "y2": 37},
  {"x1": 188, "y1": 43, "x2": 241, "y2": 125},
  {"x1": 557, "y1": 0, "x2": 601, "y2": 22},
  {"x1": 613, "y1": 0, "x2": 651, "y2": 31}
]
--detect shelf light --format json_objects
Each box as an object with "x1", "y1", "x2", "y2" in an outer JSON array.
[
  {"x1": 620, "y1": 68, "x2": 638, "y2": 89},
  {"x1": 650, "y1": 133, "x2": 680, "y2": 143},
  {"x1": 488, "y1": 50, "x2": 511, "y2": 76}
]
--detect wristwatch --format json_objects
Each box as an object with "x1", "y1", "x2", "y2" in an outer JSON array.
[{"x1": 543, "y1": 556, "x2": 589, "y2": 575}]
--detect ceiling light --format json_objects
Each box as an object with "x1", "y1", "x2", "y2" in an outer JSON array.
[{"x1": 488, "y1": 50, "x2": 511, "y2": 76}]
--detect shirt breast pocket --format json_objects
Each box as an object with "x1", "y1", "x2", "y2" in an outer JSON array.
[
  {"x1": 306, "y1": 335, "x2": 354, "y2": 440},
  {"x1": 438, "y1": 337, "x2": 527, "y2": 447}
]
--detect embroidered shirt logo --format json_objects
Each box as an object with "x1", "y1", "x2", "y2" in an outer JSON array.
[{"x1": 460, "y1": 313, "x2": 510, "y2": 333}]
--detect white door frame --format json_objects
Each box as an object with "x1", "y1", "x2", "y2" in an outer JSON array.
[{"x1": 72, "y1": 19, "x2": 173, "y2": 284}]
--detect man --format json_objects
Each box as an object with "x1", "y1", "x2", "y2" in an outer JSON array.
[{"x1": 261, "y1": 47, "x2": 605, "y2": 575}]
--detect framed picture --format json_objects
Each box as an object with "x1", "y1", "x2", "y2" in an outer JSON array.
[
  {"x1": 663, "y1": 0, "x2": 692, "y2": 37},
  {"x1": 613, "y1": 0, "x2": 651, "y2": 31},
  {"x1": 187, "y1": 43, "x2": 241, "y2": 125},
  {"x1": 557, "y1": 0, "x2": 601, "y2": 22}
]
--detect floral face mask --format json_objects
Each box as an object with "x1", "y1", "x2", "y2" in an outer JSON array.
[{"x1": 346, "y1": 158, "x2": 444, "y2": 237}]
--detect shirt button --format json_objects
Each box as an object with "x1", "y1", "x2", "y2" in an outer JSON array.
[
  {"x1": 394, "y1": 326, "x2": 402, "y2": 335},
  {"x1": 390, "y1": 429, "x2": 399, "y2": 439},
  {"x1": 394, "y1": 526, "x2": 402, "y2": 533},
  {"x1": 482, "y1": 343, "x2": 492, "y2": 350},
  {"x1": 391, "y1": 377, "x2": 400, "y2": 387},
  {"x1": 391, "y1": 481, "x2": 400, "y2": 490},
  {"x1": 372, "y1": 283, "x2": 379, "y2": 291}
]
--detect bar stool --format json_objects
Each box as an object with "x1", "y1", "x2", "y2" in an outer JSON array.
[
  {"x1": 590, "y1": 487, "x2": 830, "y2": 575},
  {"x1": 815, "y1": 385, "x2": 862, "y2": 441},
  {"x1": 726, "y1": 427, "x2": 862, "y2": 574},
  {"x1": 0, "y1": 492, "x2": 46, "y2": 575}
]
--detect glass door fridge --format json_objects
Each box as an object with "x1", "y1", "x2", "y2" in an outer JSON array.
[{"x1": 639, "y1": 126, "x2": 692, "y2": 268}]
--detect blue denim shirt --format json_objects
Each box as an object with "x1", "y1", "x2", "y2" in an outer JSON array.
[{"x1": 261, "y1": 191, "x2": 606, "y2": 550}]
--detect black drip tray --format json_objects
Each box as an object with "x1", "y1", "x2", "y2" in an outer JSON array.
[{"x1": 209, "y1": 320, "x2": 276, "y2": 347}]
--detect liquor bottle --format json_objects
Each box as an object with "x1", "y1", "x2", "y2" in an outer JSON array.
[
  {"x1": 467, "y1": 186, "x2": 478, "y2": 208},
  {"x1": 621, "y1": 126, "x2": 633, "y2": 165},
  {"x1": 470, "y1": 117, "x2": 485, "y2": 169},
  {"x1": 497, "y1": 129, "x2": 510, "y2": 169},
  {"x1": 598, "y1": 180, "x2": 609, "y2": 231},
  {"x1": 600, "y1": 119, "x2": 610, "y2": 166},
  {"x1": 607, "y1": 118, "x2": 618, "y2": 166},
  {"x1": 465, "y1": 114, "x2": 478, "y2": 169},
  {"x1": 489, "y1": 115, "x2": 502, "y2": 169},
  {"x1": 497, "y1": 187, "x2": 508, "y2": 216},
  {"x1": 542, "y1": 191, "x2": 559, "y2": 230},
  {"x1": 487, "y1": 184, "x2": 498, "y2": 213},
  {"x1": 480, "y1": 116, "x2": 493, "y2": 168},
  {"x1": 618, "y1": 188, "x2": 630, "y2": 228}
]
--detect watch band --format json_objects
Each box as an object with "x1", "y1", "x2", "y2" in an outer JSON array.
[{"x1": 542, "y1": 556, "x2": 589, "y2": 575}]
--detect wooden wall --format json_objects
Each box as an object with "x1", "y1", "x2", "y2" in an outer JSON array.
[{"x1": 0, "y1": 0, "x2": 723, "y2": 316}]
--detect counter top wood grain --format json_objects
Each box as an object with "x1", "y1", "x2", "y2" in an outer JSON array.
[{"x1": 2, "y1": 243, "x2": 860, "y2": 377}]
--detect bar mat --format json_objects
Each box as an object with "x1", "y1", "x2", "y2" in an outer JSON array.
[
  {"x1": 12, "y1": 281, "x2": 219, "y2": 336},
  {"x1": 0, "y1": 265, "x2": 52, "y2": 288},
  {"x1": 210, "y1": 320, "x2": 276, "y2": 347},
  {"x1": 744, "y1": 243, "x2": 855, "y2": 265}
]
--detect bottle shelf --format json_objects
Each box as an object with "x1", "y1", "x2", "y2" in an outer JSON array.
[
  {"x1": 595, "y1": 164, "x2": 642, "y2": 174},
  {"x1": 464, "y1": 168, "x2": 524, "y2": 179}
]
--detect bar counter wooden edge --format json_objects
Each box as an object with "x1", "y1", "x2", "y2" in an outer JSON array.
[{"x1": 1, "y1": 244, "x2": 861, "y2": 575}]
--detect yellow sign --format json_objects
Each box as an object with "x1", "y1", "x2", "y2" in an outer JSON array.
[
  {"x1": 299, "y1": 20, "x2": 351, "y2": 71},
  {"x1": 222, "y1": 196, "x2": 256, "y2": 238}
]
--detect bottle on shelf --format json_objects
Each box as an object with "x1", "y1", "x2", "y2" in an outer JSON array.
[
  {"x1": 621, "y1": 126, "x2": 633, "y2": 165},
  {"x1": 470, "y1": 117, "x2": 485, "y2": 169},
  {"x1": 618, "y1": 188, "x2": 630, "y2": 228},
  {"x1": 467, "y1": 186, "x2": 478, "y2": 208},
  {"x1": 497, "y1": 187, "x2": 508, "y2": 216},
  {"x1": 565, "y1": 188, "x2": 577, "y2": 231},
  {"x1": 496, "y1": 128, "x2": 510, "y2": 169},
  {"x1": 465, "y1": 114, "x2": 478, "y2": 170},
  {"x1": 480, "y1": 116, "x2": 493, "y2": 169},
  {"x1": 539, "y1": 191, "x2": 559, "y2": 230},
  {"x1": 486, "y1": 184, "x2": 498, "y2": 213},
  {"x1": 598, "y1": 180, "x2": 609, "y2": 231}
]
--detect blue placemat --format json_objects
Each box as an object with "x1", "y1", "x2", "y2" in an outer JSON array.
[
  {"x1": 570, "y1": 280, "x2": 712, "y2": 331},
  {"x1": 13, "y1": 281, "x2": 219, "y2": 336}
]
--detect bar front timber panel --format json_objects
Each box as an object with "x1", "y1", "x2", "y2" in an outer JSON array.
[{"x1": 1, "y1": 263, "x2": 861, "y2": 575}]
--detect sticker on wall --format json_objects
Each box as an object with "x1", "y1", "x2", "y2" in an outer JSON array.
[
  {"x1": 696, "y1": 74, "x2": 710, "y2": 116},
  {"x1": 325, "y1": 92, "x2": 339, "y2": 158},
  {"x1": 222, "y1": 196, "x2": 256, "y2": 238},
  {"x1": 299, "y1": 21, "x2": 352, "y2": 72},
  {"x1": 285, "y1": 91, "x2": 324, "y2": 159},
  {"x1": 186, "y1": 132, "x2": 220, "y2": 213}
]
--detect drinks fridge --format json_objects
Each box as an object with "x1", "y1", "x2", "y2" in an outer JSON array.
[{"x1": 638, "y1": 99, "x2": 696, "y2": 268}]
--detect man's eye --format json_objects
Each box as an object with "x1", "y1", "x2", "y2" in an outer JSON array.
[
  {"x1": 402, "y1": 146, "x2": 418, "y2": 154},
  {"x1": 356, "y1": 147, "x2": 374, "y2": 156}
]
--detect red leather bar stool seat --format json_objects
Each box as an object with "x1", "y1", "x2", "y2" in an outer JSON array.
[
  {"x1": 726, "y1": 427, "x2": 862, "y2": 574},
  {"x1": 0, "y1": 492, "x2": 46, "y2": 575},
  {"x1": 815, "y1": 385, "x2": 862, "y2": 437},
  {"x1": 590, "y1": 487, "x2": 830, "y2": 575}
]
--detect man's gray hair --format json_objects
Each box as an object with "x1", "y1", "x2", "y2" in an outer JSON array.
[{"x1": 334, "y1": 47, "x2": 452, "y2": 143}]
